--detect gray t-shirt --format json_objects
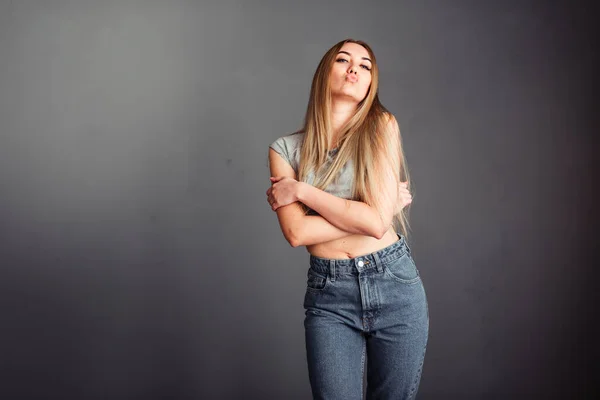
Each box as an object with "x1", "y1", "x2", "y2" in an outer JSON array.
[{"x1": 269, "y1": 132, "x2": 355, "y2": 216}]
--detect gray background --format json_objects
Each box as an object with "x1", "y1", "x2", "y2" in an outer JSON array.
[{"x1": 0, "y1": 0, "x2": 596, "y2": 399}]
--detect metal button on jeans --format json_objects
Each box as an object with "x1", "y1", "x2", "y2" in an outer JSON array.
[{"x1": 357, "y1": 260, "x2": 364, "y2": 267}]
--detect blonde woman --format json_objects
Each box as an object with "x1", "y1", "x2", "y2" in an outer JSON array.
[{"x1": 267, "y1": 39, "x2": 429, "y2": 400}]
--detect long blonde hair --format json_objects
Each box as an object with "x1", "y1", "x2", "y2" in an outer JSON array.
[{"x1": 297, "y1": 38, "x2": 413, "y2": 237}]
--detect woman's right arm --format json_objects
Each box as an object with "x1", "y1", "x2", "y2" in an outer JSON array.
[{"x1": 269, "y1": 148, "x2": 355, "y2": 247}]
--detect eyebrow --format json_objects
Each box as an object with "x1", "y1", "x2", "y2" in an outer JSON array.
[{"x1": 337, "y1": 50, "x2": 372, "y2": 63}]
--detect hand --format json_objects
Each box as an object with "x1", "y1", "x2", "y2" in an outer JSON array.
[
  {"x1": 266, "y1": 176, "x2": 300, "y2": 211},
  {"x1": 395, "y1": 181, "x2": 412, "y2": 213}
]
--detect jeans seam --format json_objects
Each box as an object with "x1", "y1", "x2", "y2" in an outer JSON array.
[
  {"x1": 382, "y1": 266, "x2": 421, "y2": 285},
  {"x1": 378, "y1": 246, "x2": 409, "y2": 265},
  {"x1": 360, "y1": 337, "x2": 366, "y2": 396},
  {"x1": 306, "y1": 271, "x2": 331, "y2": 293},
  {"x1": 408, "y1": 344, "x2": 427, "y2": 399}
]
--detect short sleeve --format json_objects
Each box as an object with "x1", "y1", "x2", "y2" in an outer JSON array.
[
  {"x1": 267, "y1": 132, "x2": 302, "y2": 172},
  {"x1": 269, "y1": 137, "x2": 292, "y2": 167}
]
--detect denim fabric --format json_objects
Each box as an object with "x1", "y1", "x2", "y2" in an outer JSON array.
[{"x1": 303, "y1": 233, "x2": 429, "y2": 400}]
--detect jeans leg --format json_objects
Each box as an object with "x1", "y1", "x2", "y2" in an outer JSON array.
[
  {"x1": 365, "y1": 321, "x2": 428, "y2": 400},
  {"x1": 304, "y1": 309, "x2": 366, "y2": 400},
  {"x1": 365, "y1": 276, "x2": 429, "y2": 400}
]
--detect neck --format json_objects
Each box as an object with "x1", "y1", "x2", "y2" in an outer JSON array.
[{"x1": 329, "y1": 98, "x2": 358, "y2": 147}]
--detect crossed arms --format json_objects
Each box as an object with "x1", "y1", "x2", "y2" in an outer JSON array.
[{"x1": 268, "y1": 119, "x2": 403, "y2": 247}]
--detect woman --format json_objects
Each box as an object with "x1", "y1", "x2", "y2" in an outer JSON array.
[{"x1": 266, "y1": 39, "x2": 429, "y2": 400}]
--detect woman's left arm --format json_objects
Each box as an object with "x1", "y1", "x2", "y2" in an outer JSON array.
[{"x1": 295, "y1": 182, "x2": 398, "y2": 239}]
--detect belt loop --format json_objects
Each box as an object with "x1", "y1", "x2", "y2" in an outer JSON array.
[
  {"x1": 373, "y1": 252, "x2": 383, "y2": 273},
  {"x1": 400, "y1": 234, "x2": 411, "y2": 255},
  {"x1": 329, "y1": 259, "x2": 336, "y2": 282}
]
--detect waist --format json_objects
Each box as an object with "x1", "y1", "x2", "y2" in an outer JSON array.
[
  {"x1": 309, "y1": 232, "x2": 410, "y2": 275},
  {"x1": 306, "y1": 227, "x2": 400, "y2": 259}
]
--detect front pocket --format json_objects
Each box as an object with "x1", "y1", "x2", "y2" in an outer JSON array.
[
  {"x1": 306, "y1": 269, "x2": 330, "y2": 292},
  {"x1": 383, "y1": 252, "x2": 421, "y2": 284}
]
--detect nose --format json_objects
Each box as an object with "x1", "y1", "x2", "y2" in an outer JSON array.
[{"x1": 348, "y1": 66, "x2": 357, "y2": 74}]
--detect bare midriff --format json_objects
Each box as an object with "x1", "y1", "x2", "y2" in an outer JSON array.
[{"x1": 305, "y1": 226, "x2": 400, "y2": 259}]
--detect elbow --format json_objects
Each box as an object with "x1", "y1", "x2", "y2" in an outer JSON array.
[
  {"x1": 370, "y1": 219, "x2": 392, "y2": 240},
  {"x1": 288, "y1": 235, "x2": 303, "y2": 248},
  {"x1": 371, "y1": 228, "x2": 386, "y2": 240},
  {"x1": 365, "y1": 224, "x2": 385, "y2": 240},
  {"x1": 284, "y1": 226, "x2": 303, "y2": 248},
  {"x1": 289, "y1": 237, "x2": 303, "y2": 248},
  {"x1": 365, "y1": 206, "x2": 394, "y2": 240}
]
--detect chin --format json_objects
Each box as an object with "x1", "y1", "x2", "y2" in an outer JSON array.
[{"x1": 333, "y1": 88, "x2": 364, "y2": 103}]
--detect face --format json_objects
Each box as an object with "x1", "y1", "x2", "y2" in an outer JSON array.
[{"x1": 329, "y1": 42, "x2": 373, "y2": 103}]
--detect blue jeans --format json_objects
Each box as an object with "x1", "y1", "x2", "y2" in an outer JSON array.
[{"x1": 303, "y1": 233, "x2": 429, "y2": 400}]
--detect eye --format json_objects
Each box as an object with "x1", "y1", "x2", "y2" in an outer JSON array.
[
  {"x1": 361, "y1": 65, "x2": 371, "y2": 71},
  {"x1": 335, "y1": 58, "x2": 348, "y2": 63}
]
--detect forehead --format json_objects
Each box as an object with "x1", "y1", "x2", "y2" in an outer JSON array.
[{"x1": 338, "y1": 42, "x2": 371, "y2": 60}]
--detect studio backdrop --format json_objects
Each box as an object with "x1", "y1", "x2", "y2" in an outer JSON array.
[{"x1": 0, "y1": 1, "x2": 595, "y2": 399}]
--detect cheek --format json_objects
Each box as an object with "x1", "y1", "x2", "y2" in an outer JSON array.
[
  {"x1": 360, "y1": 81, "x2": 371, "y2": 95},
  {"x1": 330, "y1": 70, "x2": 344, "y2": 86},
  {"x1": 332, "y1": 64, "x2": 346, "y2": 77}
]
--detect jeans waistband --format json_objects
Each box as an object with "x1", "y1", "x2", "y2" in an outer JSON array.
[{"x1": 309, "y1": 233, "x2": 410, "y2": 278}]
